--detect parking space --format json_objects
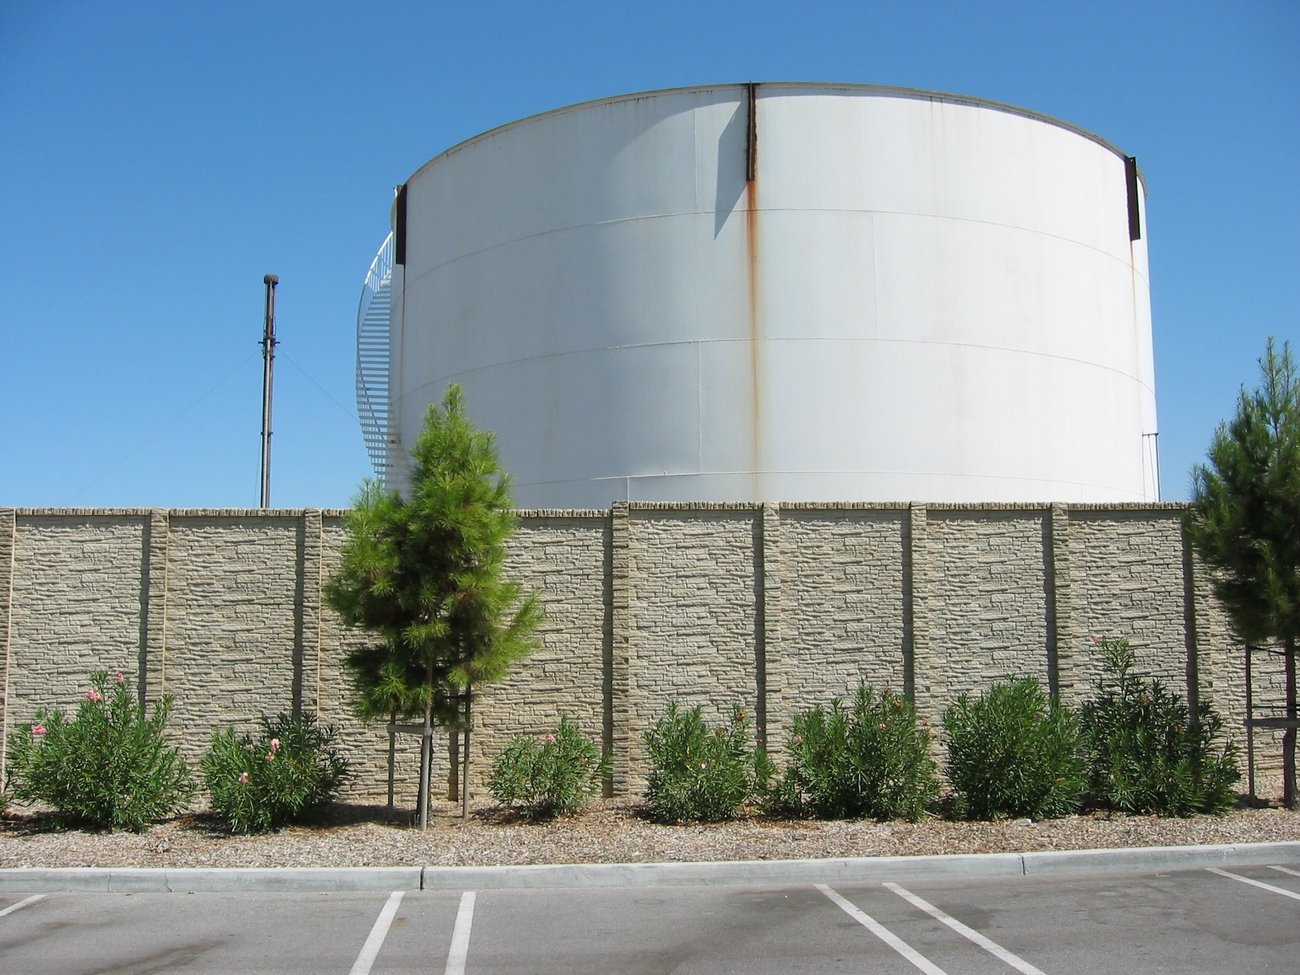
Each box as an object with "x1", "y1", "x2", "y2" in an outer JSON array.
[
  {"x1": 351, "y1": 891, "x2": 464, "y2": 975},
  {"x1": 0, "y1": 862, "x2": 1296, "y2": 973},
  {"x1": 464, "y1": 884, "x2": 884, "y2": 975},
  {"x1": 0, "y1": 891, "x2": 401, "y2": 975},
  {"x1": 852, "y1": 863, "x2": 1300, "y2": 974}
]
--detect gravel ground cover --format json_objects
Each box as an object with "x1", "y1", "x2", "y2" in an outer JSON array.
[{"x1": 3, "y1": 790, "x2": 1297, "y2": 870}]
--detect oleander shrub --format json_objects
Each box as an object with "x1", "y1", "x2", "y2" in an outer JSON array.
[
  {"x1": 1080, "y1": 637, "x2": 1239, "y2": 816},
  {"x1": 943, "y1": 677, "x2": 1085, "y2": 820},
  {"x1": 643, "y1": 702, "x2": 768, "y2": 822},
  {"x1": 489, "y1": 717, "x2": 610, "y2": 820},
  {"x1": 4, "y1": 670, "x2": 195, "y2": 831},
  {"x1": 202, "y1": 712, "x2": 349, "y2": 833},
  {"x1": 769, "y1": 683, "x2": 939, "y2": 821}
]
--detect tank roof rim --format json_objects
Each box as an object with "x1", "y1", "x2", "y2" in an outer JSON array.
[{"x1": 399, "y1": 82, "x2": 1145, "y2": 192}]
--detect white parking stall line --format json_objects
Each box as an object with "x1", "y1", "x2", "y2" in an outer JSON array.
[
  {"x1": 1267, "y1": 865, "x2": 1300, "y2": 879},
  {"x1": 1206, "y1": 867, "x2": 1300, "y2": 902},
  {"x1": 445, "y1": 890, "x2": 476, "y2": 975},
  {"x1": 0, "y1": 894, "x2": 46, "y2": 919},
  {"x1": 884, "y1": 883, "x2": 1048, "y2": 975},
  {"x1": 349, "y1": 890, "x2": 404, "y2": 975},
  {"x1": 815, "y1": 884, "x2": 947, "y2": 975}
]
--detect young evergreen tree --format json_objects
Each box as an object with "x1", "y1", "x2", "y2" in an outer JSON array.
[
  {"x1": 325, "y1": 385, "x2": 543, "y2": 825},
  {"x1": 1186, "y1": 338, "x2": 1300, "y2": 809}
]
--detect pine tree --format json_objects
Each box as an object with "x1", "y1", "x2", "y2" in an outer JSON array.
[
  {"x1": 325, "y1": 385, "x2": 543, "y2": 825},
  {"x1": 1187, "y1": 338, "x2": 1300, "y2": 809}
]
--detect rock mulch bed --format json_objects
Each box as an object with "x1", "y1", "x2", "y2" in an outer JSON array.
[{"x1": 3, "y1": 795, "x2": 1297, "y2": 870}]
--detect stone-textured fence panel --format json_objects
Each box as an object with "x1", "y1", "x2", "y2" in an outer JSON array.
[{"x1": 0, "y1": 502, "x2": 1269, "y2": 805}]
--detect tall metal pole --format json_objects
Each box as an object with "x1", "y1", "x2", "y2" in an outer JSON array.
[{"x1": 260, "y1": 274, "x2": 279, "y2": 508}]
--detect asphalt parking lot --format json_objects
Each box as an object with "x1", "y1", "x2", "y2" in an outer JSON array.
[{"x1": 1, "y1": 860, "x2": 1297, "y2": 974}]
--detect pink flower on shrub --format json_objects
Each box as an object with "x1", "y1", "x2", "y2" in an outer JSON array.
[
  {"x1": 113, "y1": 671, "x2": 125, "y2": 683},
  {"x1": 792, "y1": 734, "x2": 804, "y2": 745},
  {"x1": 544, "y1": 734, "x2": 556, "y2": 744},
  {"x1": 1093, "y1": 634, "x2": 1103, "y2": 645},
  {"x1": 84, "y1": 689, "x2": 103, "y2": 702},
  {"x1": 238, "y1": 772, "x2": 249, "y2": 784},
  {"x1": 32, "y1": 723, "x2": 46, "y2": 736},
  {"x1": 265, "y1": 752, "x2": 275, "y2": 761},
  {"x1": 270, "y1": 738, "x2": 281, "y2": 753}
]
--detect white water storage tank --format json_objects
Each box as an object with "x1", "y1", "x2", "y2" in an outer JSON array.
[{"x1": 358, "y1": 83, "x2": 1159, "y2": 506}]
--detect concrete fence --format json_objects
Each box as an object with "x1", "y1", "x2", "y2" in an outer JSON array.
[{"x1": 0, "y1": 503, "x2": 1280, "y2": 807}]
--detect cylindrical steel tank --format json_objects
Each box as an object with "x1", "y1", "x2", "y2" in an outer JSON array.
[{"x1": 363, "y1": 83, "x2": 1158, "y2": 505}]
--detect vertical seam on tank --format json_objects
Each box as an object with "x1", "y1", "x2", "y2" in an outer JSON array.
[{"x1": 697, "y1": 343, "x2": 703, "y2": 475}]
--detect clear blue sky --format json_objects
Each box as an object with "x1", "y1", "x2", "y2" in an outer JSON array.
[{"x1": 2, "y1": 0, "x2": 1295, "y2": 509}]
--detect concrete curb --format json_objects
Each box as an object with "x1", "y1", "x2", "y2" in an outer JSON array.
[
  {"x1": 0, "y1": 867, "x2": 422, "y2": 894},
  {"x1": 422, "y1": 841, "x2": 1300, "y2": 889},
  {"x1": 1018, "y1": 841, "x2": 1300, "y2": 876},
  {"x1": 2, "y1": 843, "x2": 1297, "y2": 894},
  {"x1": 418, "y1": 852, "x2": 1026, "y2": 890}
]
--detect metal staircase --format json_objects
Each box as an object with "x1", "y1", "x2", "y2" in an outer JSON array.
[{"x1": 356, "y1": 233, "x2": 394, "y2": 483}]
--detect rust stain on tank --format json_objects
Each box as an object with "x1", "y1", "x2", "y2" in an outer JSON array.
[
  {"x1": 746, "y1": 178, "x2": 761, "y2": 498},
  {"x1": 745, "y1": 86, "x2": 762, "y2": 499}
]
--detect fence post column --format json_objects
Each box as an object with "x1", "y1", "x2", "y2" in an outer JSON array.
[
  {"x1": 140, "y1": 510, "x2": 170, "y2": 706},
  {"x1": 1047, "y1": 503, "x2": 1072, "y2": 701},
  {"x1": 757, "y1": 502, "x2": 783, "y2": 752},
  {"x1": 609, "y1": 502, "x2": 632, "y2": 796},
  {"x1": 295, "y1": 509, "x2": 324, "y2": 716},
  {"x1": 0, "y1": 508, "x2": 16, "y2": 785},
  {"x1": 905, "y1": 503, "x2": 928, "y2": 704}
]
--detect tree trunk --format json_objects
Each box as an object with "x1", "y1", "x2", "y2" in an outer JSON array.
[
  {"x1": 417, "y1": 710, "x2": 431, "y2": 830},
  {"x1": 447, "y1": 728, "x2": 460, "y2": 801},
  {"x1": 418, "y1": 659, "x2": 435, "y2": 830},
  {"x1": 462, "y1": 689, "x2": 473, "y2": 820},
  {"x1": 1285, "y1": 637, "x2": 1297, "y2": 810},
  {"x1": 1245, "y1": 645, "x2": 1257, "y2": 801},
  {"x1": 387, "y1": 715, "x2": 396, "y2": 820}
]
